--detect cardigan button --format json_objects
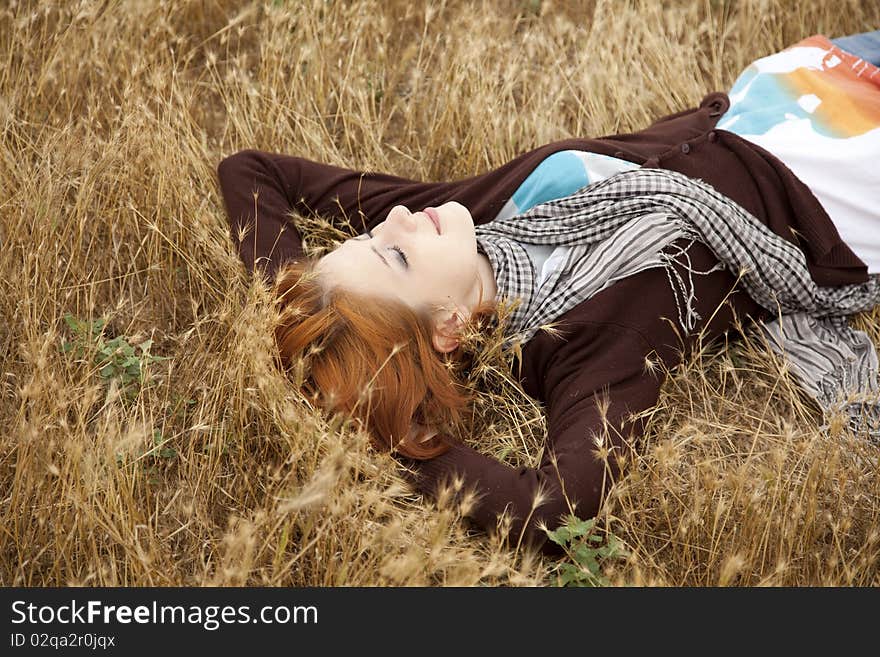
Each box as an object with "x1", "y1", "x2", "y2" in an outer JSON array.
[
  {"x1": 681, "y1": 143, "x2": 691, "y2": 154},
  {"x1": 708, "y1": 100, "x2": 724, "y2": 118},
  {"x1": 707, "y1": 131, "x2": 718, "y2": 142}
]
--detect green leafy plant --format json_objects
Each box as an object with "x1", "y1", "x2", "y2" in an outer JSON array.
[
  {"x1": 146, "y1": 429, "x2": 177, "y2": 460},
  {"x1": 61, "y1": 313, "x2": 169, "y2": 401},
  {"x1": 142, "y1": 430, "x2": 176, "y2": 485},
  {"x1": 110, "y1": 428, "x2": 179, "y2": 487},
  {"x1": 546, "y1": 515, "x2": 630, "y2": 587}
]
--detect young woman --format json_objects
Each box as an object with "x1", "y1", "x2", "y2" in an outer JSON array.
[{"x1": 217, "y1": 31, "x2": 880, "y2": 551}]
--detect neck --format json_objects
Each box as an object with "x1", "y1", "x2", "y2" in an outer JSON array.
[{"x1": 472, "y1": 251, "x2": 498, "y2": 309}]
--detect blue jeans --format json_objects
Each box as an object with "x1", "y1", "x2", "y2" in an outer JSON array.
[{"x1": 831, "y1": 30, "x2": 880, "y2": 66}]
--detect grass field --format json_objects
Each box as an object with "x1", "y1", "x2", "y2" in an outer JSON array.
[{"x1": 3, "y1": 0, "x2": 880, "y2": 586}]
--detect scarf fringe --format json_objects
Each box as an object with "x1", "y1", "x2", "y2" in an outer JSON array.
[{"x1": 658, "y1": 230, "x2": 728, "y2": 335}]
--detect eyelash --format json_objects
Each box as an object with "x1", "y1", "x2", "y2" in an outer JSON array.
[
  {"x1": 359, "y1": 229, "x2": 408, "y2": 267},
  {"x1": 390, "y1": 245, "x2": 408, "y2": 266}
]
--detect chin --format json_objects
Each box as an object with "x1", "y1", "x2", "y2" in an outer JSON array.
[{"x1": 463, "y1": 207, "x2": 475, "y2": 226}]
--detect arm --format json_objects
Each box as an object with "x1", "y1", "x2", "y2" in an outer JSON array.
[
  {"x1": 216, "y1": 149, "x2": 437, "y2": 280},
  {"x1": 405, "y1": 321, "x2": 663, "y2": 553},
  {"x1": 405, "y1": 230, "x2": 769, "y2": 553}
]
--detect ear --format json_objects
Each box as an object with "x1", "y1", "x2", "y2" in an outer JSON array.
[{"x1": 431, "y1": 309, "x2": 466, "y2": 354}]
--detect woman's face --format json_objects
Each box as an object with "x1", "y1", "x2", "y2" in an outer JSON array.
[{"x1": 314, "y1": 201, "x2": 487, "y2": 321}]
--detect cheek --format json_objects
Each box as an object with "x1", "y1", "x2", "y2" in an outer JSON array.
[{"x1": 447, "y1": 252, "x2": 475, "y2": 285}]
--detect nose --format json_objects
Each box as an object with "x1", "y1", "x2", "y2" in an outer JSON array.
[{"x1": 387, "y1": 205, "x2": 418, "y2": 233}]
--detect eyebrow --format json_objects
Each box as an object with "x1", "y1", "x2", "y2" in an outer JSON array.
[
  {"x1": 352, "y1": 236, "x2": 391, "y2": 269},
  {"x1": 370, "y1": 244, "x2": 390, "y2": 268}
]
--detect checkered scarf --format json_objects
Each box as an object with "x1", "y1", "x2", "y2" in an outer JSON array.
[{"x1": 475, "y1": 168, "x2": 880, "y2": 441}]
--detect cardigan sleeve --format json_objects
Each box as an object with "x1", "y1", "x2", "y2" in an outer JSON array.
[
  {"x1": 216, "y1": 149, "x2": 443, "y2": 280},
  {"x1": 406, "y1": 321, "x2": 663, "y2": 553}
]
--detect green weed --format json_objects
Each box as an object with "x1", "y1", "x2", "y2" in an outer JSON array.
[
  {"x1": 61, "y1": 313, "x2": 169, "y2": 402},
  {"x1": 546, "y1": 516, "x2": 630, "y2": 587}
]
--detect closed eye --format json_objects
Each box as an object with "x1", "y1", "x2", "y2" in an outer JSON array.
[
  {"x1": 390, "y1": 245, "x2": 408, "y2": 266},
  {"x1": 355, "y1": 232, "x2": 407, "y2": 267}
]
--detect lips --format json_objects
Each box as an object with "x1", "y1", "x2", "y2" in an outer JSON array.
[{"x1": 424, "y1": 207, "x2": 441, "y2": 234}]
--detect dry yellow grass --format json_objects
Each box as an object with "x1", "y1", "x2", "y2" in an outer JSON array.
[{"x1": 2, "y1": 0, "x2": 879, "y2": 587}]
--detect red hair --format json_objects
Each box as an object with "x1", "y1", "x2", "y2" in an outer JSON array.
[{"x1": 272, "y1": 258, "x2": 499, "y2": 459}]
